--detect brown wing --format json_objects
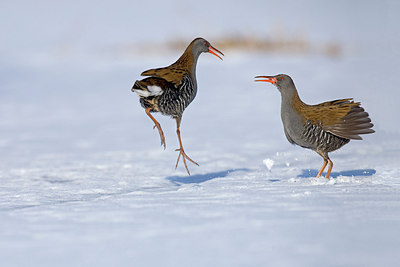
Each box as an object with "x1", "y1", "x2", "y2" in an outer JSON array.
[
  {"x1": 141, "y1": 66, "x2": 187, "y2": 87},
  {"x1": 302, "y1": 98, "x2": 375, "y2": 140}
]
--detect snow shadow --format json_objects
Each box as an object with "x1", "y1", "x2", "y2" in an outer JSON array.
[
  {"x1": 297, "y1": 169, "x2": 376, "y2": 178},
  {"x1": 166, "y1": 168, "x2": 250, "y2": 185}
]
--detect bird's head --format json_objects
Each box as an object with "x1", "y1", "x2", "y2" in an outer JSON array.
[
  {"x1": 255, "y1": 74, "x2": 295, "y2": 95},
  {"x1": 192, "y1": 37, "x2": 224, "y2": 60}
]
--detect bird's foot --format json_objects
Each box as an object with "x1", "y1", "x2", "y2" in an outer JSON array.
[
  {"x1": 316, "y1": 174, "x2": 330, "y2": 179},
  {"x1": 175, "y1": 148, "x2": 199, "y2": 175},
  {"x1": 152, "y1": 124, "x2": 166, "y2": 149}
]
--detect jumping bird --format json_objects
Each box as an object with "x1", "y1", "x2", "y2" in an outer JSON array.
[{"x1": 132, "y1": 38, "x2": 224, "y2": 175}]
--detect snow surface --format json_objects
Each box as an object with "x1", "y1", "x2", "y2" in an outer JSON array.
[{"x1": 1, "y1": 1, "x2": 400, "y2": 266}]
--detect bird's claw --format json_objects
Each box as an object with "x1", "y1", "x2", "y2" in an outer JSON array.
[
  {"x1": 175, "y1": 148, "x2": 199, "y2": 175},
  {"x1": 153, "y1": 123, "x2": 166, "y2": 150}
]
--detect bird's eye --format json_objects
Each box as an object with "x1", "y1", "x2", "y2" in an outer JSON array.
[{"x1": 279, "y1": 77, "x2": 284, "y2": 81}]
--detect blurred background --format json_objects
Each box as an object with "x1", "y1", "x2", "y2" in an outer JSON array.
[
  {"x1": 1, "y1": 0, "x2": 400, "y2": 180},
  {"x1": 1, "y1": 1, "x2": 400, "y2": 266},
  {"x1": 2, "y1": 0, "x2": 399, "y2": 63},
  {"x1": 1, "y1": 0, "x2": 399, "y2": 156}
]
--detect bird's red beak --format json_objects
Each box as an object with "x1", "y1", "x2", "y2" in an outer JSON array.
[
  {"x1": 208, "y1": 45, "x2": 224, "y2": 60},
  {"x1": 254, "y1": 76, "x2": 277, "y2": 84}
]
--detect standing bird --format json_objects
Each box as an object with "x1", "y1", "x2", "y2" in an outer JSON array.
[
  {"x1": 132, "y1": 38, "x2": 224, "y2": 175},
  {"x1": 255, "y1": 74, "x2": 374, "y2": 178}
]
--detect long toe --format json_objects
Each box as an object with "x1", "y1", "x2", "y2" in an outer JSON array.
[
  {"x1": 175, "y1": 148, "x2": 199, "y2": 175},
  {"x1": 159, "y1": 132, "x2": 166, "y2": 150},
  {"x1": 175, "y1": 148, "x2": 199, "y2": 166},
  {"x1": 153, "y1": 124, "x2": 166, "y2": 150}
]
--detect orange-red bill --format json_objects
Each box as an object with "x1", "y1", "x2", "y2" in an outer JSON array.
[
  {"x1": 208, "y1": 45, "x2": 224, "y2": 60},
  {"x1": 254, "y1": 76, "x2": 277, "y2": 84}
]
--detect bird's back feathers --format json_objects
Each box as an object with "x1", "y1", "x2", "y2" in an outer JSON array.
[
  {"x1": 141, "y1": 67, "x2": 187, "y2": 87},
  {"x1": 140, "y1": 45, "x2": 195, "y2": 87},
  {"x1": 296, "y1": 98, "x2": 374, "y2": 140}
]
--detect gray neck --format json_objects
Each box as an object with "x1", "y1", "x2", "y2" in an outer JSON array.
[
  {"x1": 279, "y1": 85, "x2": 302, "y2": 127},
  {"x1": 190, "y1": 50, "x2": 202, "y2": 89},
  {"x1": 191, "y1": 50, "x2": 201, "y2": 80}
]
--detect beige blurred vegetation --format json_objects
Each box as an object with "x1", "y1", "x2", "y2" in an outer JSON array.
[{"x1": 116, "y1": 33, "x2": 342, "y2": 59}]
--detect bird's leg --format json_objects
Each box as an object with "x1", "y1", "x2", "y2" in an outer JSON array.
[
  {"x1": 145, "y1": 108, "x2": 166, "y2": 149},
  {"x1": 326, "y1": 158, "x2": 333, "y2": 178},
  {"x1": 316, "y1": 159, "x2": 328, "y2": 178},
  {"x1": 174, "y1": 117, "x2": 199, "y2": 175},
  {"x1": 316, "y1": 150, "x2": 330, "y2": 178}
]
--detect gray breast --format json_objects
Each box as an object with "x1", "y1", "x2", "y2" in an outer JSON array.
[{"x1": 281, "y1": 104, "x2": 308, "y2": 147}]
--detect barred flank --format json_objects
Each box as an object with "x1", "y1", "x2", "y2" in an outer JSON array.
[
  {"x1": 303, "y1": 120, "x2": 349, "y2": 152},
  {"x1": 158, "y1": 74, "x2": 195, "y2": 118}
]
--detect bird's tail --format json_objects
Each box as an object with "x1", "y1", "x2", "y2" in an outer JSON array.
[
  {"x1": 132, "y1": 80, "x2": 145, "y2": 92},
  {"x1": 131, "y1": 79, "x2": 163, "y2": 98}
]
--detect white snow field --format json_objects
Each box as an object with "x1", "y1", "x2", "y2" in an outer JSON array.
[{"x1": 1, "y1": 1, "x2": 400, "y2": 266}]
